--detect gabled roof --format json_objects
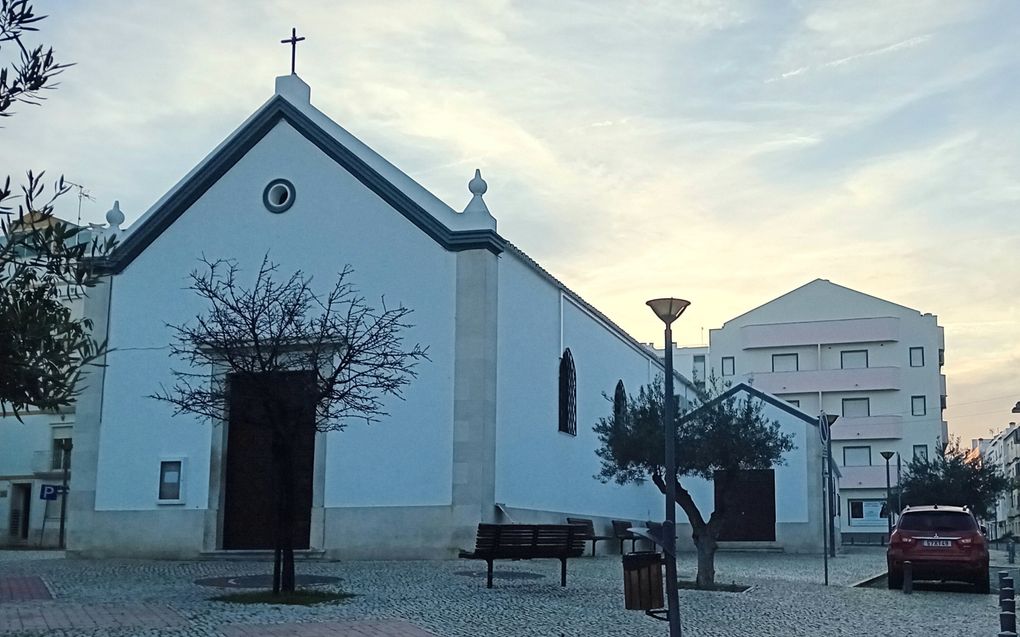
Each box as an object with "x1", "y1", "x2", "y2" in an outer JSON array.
[
  {"x1": 100, "y1": 90, "x2": 504, "y2": 273},
  {"x1": 679, "y1": 382, "x2": 818, "y2": 427},
  {"x1": 720, "y1": 278, "x2": 926, "y2": 328}
]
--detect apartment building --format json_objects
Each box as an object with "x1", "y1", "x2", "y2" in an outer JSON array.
[
  {"x1": 666, "y1": 279, "x2": 947, "y2": 543},
  {"x1": 975, "y1": 424, "x2": 1016, "y2": 539}
]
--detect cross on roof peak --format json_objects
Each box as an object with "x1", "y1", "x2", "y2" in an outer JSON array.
[{"x1": 280, "y1": 28, "x2": 305, "y2": 75}]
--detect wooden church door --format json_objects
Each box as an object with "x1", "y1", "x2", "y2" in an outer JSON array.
[
  {"x1": 713, "y1": 469, "x2": 776, "y2": 542},
  {"x1": 222, "y1": 371, "x2": 316, "y2": 550}
]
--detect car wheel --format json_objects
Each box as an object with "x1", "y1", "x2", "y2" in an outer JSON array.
[
  {"x1": 975, "y1": 569, "x2": 990, "y2": 594},
  {"x1": 888, "y1": 569, "x2": 903, "y2": 590}
]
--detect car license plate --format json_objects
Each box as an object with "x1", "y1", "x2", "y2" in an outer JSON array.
[{"x1": 922, "y1": 540, "x2": 952, "y2": 547}]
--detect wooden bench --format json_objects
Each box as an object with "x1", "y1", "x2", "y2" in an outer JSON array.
[
  {"x1": 458, "y1": 523, "x2": 586, "y2": 588},
  {"x1": 566, "y1": 517, "x2": 614, "y2": 556},
  {"x1": 612, "y1": 519, "x2": 642, "y2": 553}
]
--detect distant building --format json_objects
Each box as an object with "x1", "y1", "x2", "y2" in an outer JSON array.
[{"x1": 662, "y1": 279, "x2": 948, "y2": 543}]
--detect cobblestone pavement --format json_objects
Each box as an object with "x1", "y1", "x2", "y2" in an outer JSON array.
[{"x1": 0, "y1": 547, "x2": 1003, "y2": 636}]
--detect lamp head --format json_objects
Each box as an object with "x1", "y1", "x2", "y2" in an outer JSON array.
[
  {"x1": 1012, "y1": 401, "x2": 1020, "y2": 414},
  {"x1": 880, "y1": 450, "x2": 895, "y2": 460},
  {"x1": 825, "y1": 414, "x2": 838, "y2": 426},
  {"x1": 646, "y1": 298, "x2": 691, "y2": 326}
]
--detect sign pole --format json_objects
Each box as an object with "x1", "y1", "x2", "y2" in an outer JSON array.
[
  {"x1": 58, "y1": 440, "x2": 72, "y2": 550},
  {"x1": 820, "y1": 413, "x2": 829, "y2": 586}
]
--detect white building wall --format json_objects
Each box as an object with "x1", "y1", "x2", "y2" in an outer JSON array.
[{"x1": 95, "y1": 120, "x2": 458, "y2": 514}]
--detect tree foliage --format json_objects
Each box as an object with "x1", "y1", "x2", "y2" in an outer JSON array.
[
  {"x1": 152, "y1": 255, "x2": 428, "y2": 593},
  {"x1": 1, "y1": 1, "x2": 113, "y2": 419},
  {"x1": 898, "y1": 437, "x2": 1011, "y2": 520},
  {"x1": 594, "y1": 375, "x2": 795, "y2": 586}
]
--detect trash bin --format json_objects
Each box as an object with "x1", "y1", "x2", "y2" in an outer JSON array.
[{"x1": 622, "y1": 551, "x2": 664, "y2": 611}]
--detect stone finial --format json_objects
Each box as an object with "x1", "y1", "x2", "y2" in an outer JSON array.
[
  {"x1": 463, "y1": 169, "x2": 489, "y2": 214},
  {"x1": 106, "y1": 200, "x2": 125, "y2": 229}
]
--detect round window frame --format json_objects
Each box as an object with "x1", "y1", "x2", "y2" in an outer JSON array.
[{"x1": 263, "y1": 178, "x2": 296, "y2": 214}]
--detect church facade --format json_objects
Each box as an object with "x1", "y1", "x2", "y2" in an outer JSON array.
[{"x1": 60, "y1": 75, "x2": 823, "y2": 559}]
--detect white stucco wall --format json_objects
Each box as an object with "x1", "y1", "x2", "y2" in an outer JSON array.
[{"x1": 94, "y1": 120, "x2": 457, "y2": 512}]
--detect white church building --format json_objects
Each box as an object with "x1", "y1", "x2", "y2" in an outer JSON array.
[{"x1": 4, "y1": 74, "x2": 826, "y2": 559}]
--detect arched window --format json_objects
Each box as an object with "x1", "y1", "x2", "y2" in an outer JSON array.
[
  {"x1": 613, "y1": 380, "x2": 627, "y2": 426},
  {"x1": 558, "y1": 349, "x2": 577, "y2": 435}
]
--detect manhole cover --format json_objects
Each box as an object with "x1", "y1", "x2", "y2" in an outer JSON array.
[
  {"x1": 195, "y1": 574, "x2": 340, "y2": 588},
  {"x1": 454, "y1": 570, "x2": 545, "y2": 580}
]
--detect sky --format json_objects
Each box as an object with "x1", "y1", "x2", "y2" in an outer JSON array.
[{"x1": 2, "y1": 1, "x2": 1019, "y2": 443}]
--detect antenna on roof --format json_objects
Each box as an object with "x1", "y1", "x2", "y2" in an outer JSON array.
[{"x1": 64, "y1": 180, "x2": 94, "y2": 227}]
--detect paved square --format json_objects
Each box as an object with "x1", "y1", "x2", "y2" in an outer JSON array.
[{"x1": 0, "y1": 547, "x2": 1005, "y2": 636}]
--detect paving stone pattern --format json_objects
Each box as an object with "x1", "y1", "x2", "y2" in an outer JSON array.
[
  {"x1": 0, "y1": 577, "x2": 52, "y2": 602},
  {"x1": 0, "y1": 547, "x2": 1006, "y2": 636}
]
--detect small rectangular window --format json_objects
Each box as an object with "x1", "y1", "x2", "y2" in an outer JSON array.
[
  {"x1": 911, "y1": 395, "x2": 926, "y2": 416},
  {"x1": 158, "y1": 460, "x2": 183, "y2": 502},
  {"x1": 909, "y1": 347, "x2": 924, "y2": 367},
  {"x1": 938, "y1": 349, "x2": 944, "y2": 367},
  {"x1": 941, "y1": 395, "x2": 947, "y2": 410},
  {"x1": 51, "y1": 438, "x2": 71, "y2": 471},
  {"x1": 840, "y1": 350, "x2": 868, "y2": 369},
  {"x1": 842, "y1": 397, "x2": 870, "y2": 418},
  {"x1": 787, "y1": 399, "x2": 800, "y2": 407},
  {"x1": 772, "y1": 353, "x2": 798, "y2": 372},
  {"x1": 913, "y1": 445, "x2": 928, "y2": 461},
  {"x1": 721, "y1": 357, "x2": 735, "y2": 377},
  {"x1": 843, "y1": 446, "x2": 872, "y2": 467},
  {"x1": 693, "y1": 355, "x2": 706, "y2": 382}
]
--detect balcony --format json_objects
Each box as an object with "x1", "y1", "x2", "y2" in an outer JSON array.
[
  {"x1": 31, "y1": 450, "x2": 69, "y2": 477},
  {"x1": 831, "y1": 415, "x2": 903, "y2": 441},
  {"x1": 749, "y1": 366, "x2": 901, "y2": 394},
  {"x1": 839, "y1": 465, "x2": 898, "y2": 490},
  {"x1": 740, "y1": 317, "x2": 900, "y2": 349}
]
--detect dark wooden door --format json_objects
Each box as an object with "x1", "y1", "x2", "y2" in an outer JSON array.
[
  {"x1": 713, "y1": 469, "x2": 776, "y2": 542},
  {"x1": 222, "y1": 371, "x2": 316, "y2": 550}
]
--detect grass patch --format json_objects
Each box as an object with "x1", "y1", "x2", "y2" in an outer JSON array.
[
  {"x1": 676, "y1": 580, "x2": 750, "y2": 593},
  {"x1": 211, "y1": 589, "x2": 354, "y2": 605}
]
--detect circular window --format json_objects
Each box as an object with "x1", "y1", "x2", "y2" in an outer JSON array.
[{"x1": 263, "y1": 179, "x2": 295, "y2": 213}]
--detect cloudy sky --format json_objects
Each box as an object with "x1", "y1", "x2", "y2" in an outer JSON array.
[{"x1": 3, "y1": 1, "x2": 1019, "y2": 443}]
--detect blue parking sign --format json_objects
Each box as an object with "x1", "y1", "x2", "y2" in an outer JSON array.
[{"x1": 40, "y1": 485, "x2": 62, "y2": 500}]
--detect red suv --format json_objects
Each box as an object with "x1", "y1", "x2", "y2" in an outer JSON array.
[{"x1": 887, "y1": 505, "x2": 989, "y2": 593}]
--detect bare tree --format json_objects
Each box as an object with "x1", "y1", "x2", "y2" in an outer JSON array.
[
  {"x1": 1, "y1": 1, "x2": 114, "y2": 418},
  {"x1": 153, "y1": 255, "x2": 428, "y2": 594}
]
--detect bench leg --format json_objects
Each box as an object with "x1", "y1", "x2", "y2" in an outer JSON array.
[
  {"x1": 560, "y1": 558, "x2": 567, "y2": 586},
  {"x1": 487, "y1": 560, "x2": 494, "y2": 589},
  {"x1": 591, "y1": 539, "x2": 597, "y2": 557}
]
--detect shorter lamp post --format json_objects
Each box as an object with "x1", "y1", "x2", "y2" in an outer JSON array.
[{"x1": 881, "y1": 450, "x2": 895, "y2": 536}]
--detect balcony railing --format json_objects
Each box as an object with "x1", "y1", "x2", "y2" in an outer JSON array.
[
  {"x1": 740, "y1": 317, "x2": 900, "y2": 349},
  {"x1": 831, "y1": 415, "x2": 903, "y2": 441},
  {"x1": 748, "y1": 366, "x2": 901, "y2": 394},
  {"x1": 31, "y1": 450, "x2": 70, "y2": 475},
  {"x1": 839, "y1": 465, "x2": 897, "y2": 490}
]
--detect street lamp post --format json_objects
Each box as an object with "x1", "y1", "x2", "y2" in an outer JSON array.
[
  {"x1": 647, "y1": 297, "x2": 691, "y2": 637},
  {"x1": 881, "y1": 450, "x2": 895, "y2": 537}
]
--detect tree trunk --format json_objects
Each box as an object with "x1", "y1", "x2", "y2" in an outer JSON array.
[{"x1": 692, "y1": 529, "x2": 717, "y2": 587}]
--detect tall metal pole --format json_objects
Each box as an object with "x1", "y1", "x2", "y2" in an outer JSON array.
[
  {"x1": 884, "y1": 454, "x2": 893, "y2": 536},
  {"x1": 820, "y1": 415, "x2": 829, "y2": 586},
  {"x1": 896, "y1": 452, "x2": 902, "y2": 515},
  {"x1": 827, "y1": 431, "x2": 835, "y2": 557},
  {"x1": 663, "y1": 324, "x2": 681, "y2": 637},
  {"x1": 58, "y1": 439, "x2": 72, "y2": 549}
]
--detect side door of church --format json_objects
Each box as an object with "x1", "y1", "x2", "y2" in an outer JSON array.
[
  {"x1": 222, "y1": 371, "x2": 316, "y2": 550},
  {"x1": 713, "y1": 469, "x2": 776, "y2": 542}
]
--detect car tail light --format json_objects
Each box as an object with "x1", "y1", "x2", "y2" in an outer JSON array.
[
  {"x1": 890, "y1": 531, "x2": 914, "y2": 547},
  {"x1": 959, "y1": 534, "x2": 985, "y2": 548}
]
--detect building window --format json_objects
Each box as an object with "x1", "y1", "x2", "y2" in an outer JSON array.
[
  {"x1": 558, "y1": 349, "x2": 577, "y2": 436},
  {"x1": 843, "y1": 446, "x2": 872, "y2": 467},
  {"x1": 842, "y1": 397, "x2": 870, "y2": 418},
  {"x1": 911, "y1": 395, "x2": 926, "y2": 416},
  {"x1": 721, "y1": 357, "x2": 735, "y2": 377},
  {"x1": 693, "y1": 355, "x2": 706, "y2": 383},
  {"x1": 51, "y1": 437, "x2": 71, "y2": 471},
  {"x1": 938, "y1": 349, "x2": 945, "y2": 367},
  {"x1": 263, "y1": 178, "x2": 296, "y2": 213},
  {"x1": 848, "y1": 499, "x2": 888, "y2": 527},
  {"x1": 158, "y1": 460, "x2": 184, "y2": 502},
  {"x1": 840, "y1": 350, "x2": 868, "y2": 369},
  {"x1": 787, "y1": 399, "x2": 800, "y2": 407},
  {"x1": 909, "y1": 347, "x2": 924, "y2": 367},
  {"x1": 913, "y1": 445, "x2": 928, "y2": 461},
  {"x1": 772, "y1": 353, "x2": 798, "y2": 372},
  {"x1": 941, "y1": 395, "x2": 947, "y2": 410},
  {"x1": 613, "y1": 380, "x2": 627, "y2": 425}
]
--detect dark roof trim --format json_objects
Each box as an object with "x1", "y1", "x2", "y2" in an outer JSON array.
[
  {"x1": 101, "y1": 96, "x2": 504, "y2": 273},
  {"x1": 680, "y1": 382, "x2": 818, "y2": 427}
]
